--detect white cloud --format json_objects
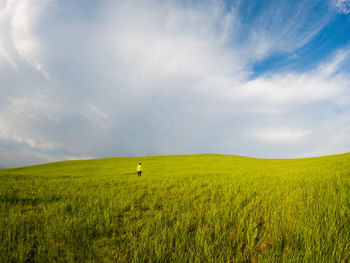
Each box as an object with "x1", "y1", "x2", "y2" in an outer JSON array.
[
  {"x1": 249, "y1": 128, "x2": 310, "y2": 143},
  {"x1": 317, "y1": 48, "x2": 350, "y2": 76},
  {"x1": 6, "y1": 95, "x2": 64, "y2": 122},
  {"x1": 68, "y1": 156, "x2": 93, "y2": 161},
  {"x1": 230, "y1": 72, "x2": 346, "y2": 106},
  {"x1": 0, "y1": 118, "x2": 65, "y2": 151},
  {"x1": 84, "y1": 103, "x2": 110, "y2": 127},
  {"x1": 336, "y1": 0, "x2": 350, "y2": 14},
  {"x1": 0, "y1": 40, "x2": 17, "y2": 68},
  {"x1": 225, "y1": 47, "x2": 350, "y2": 108},
  {"x1": 0, "y1": 119, "x2": 9, "y2": 138},
  {"x1": 0, "y1": 0, "x2": 51, "y2": 77},
  {"x1": 105, "y1": 0, "x2": 243, "y2": 84}
]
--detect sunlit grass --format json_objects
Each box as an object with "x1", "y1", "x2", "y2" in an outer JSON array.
[{"x1": 1, "y1": 153, "x2": 349, "y2": 262}]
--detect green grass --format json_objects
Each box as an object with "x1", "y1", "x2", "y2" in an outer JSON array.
[{"x1": 1, "y1": 153, "x2": 350, "y2": 262}]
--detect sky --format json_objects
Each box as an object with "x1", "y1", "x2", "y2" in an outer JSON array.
[{"x1": 0, "y1": 0, "x2": 350, "y2": 168}]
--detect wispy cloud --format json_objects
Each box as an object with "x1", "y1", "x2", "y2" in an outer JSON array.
[
  {"x1": 84, "y1": 103, "x2": 109, "y2": 128},
  {"x1": 336, "y1": 0, "x2": 350, "y2": 14},
  {"x1": 0, "y1": 0, "x2": 51, "y2": 78},
  {"x1": 231, "y1": 48, "x2": 350, "y2": 106},
  {"x1": 249, "y1": 129, "x2": 310, "y2": 143}
]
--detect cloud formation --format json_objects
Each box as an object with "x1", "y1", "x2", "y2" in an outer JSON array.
[
  {"x1": 0, "y1": 0, "x2": 350, "y2": 167},
  {"x1": 336, "y1": 0, "x2": 350, "y2": 14}
]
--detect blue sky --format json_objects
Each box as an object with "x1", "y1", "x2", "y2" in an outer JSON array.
[{"x1": 0, "y1": 0, "x2": 350, "y2": 167}]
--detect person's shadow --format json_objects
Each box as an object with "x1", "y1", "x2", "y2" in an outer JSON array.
[{"x1": 123, "y1": 172, "x2": 136, "y2": 176}]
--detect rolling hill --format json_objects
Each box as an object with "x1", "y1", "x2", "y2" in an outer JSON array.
[{"x1": 1, "y1": 153, "x2": 349, "y2": 262}]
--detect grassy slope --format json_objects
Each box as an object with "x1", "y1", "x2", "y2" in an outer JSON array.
[{"x1": 0, "y1": 153, "x2": 350, "y2": 262}]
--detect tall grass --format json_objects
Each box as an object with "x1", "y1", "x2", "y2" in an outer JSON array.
[{"x1": 1, "y1": 153, "x2": 349, "y2": 262}]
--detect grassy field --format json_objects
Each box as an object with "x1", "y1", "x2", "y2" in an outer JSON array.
[{"x1": 0, "y1": 153, "x2": 350, "y2": 262}]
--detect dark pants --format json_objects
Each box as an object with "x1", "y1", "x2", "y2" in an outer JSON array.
[{"x1": 138, "y1": 171, "x2": 142, "y2": 176}]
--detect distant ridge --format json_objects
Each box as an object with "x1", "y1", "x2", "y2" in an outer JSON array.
[{"x1": 2, "y1": 152, "x2": 350, "y2": 170}]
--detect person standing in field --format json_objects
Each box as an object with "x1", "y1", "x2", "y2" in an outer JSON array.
[{"x1": 136, "y1": 163, "x2": 143, "y2": 176}]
